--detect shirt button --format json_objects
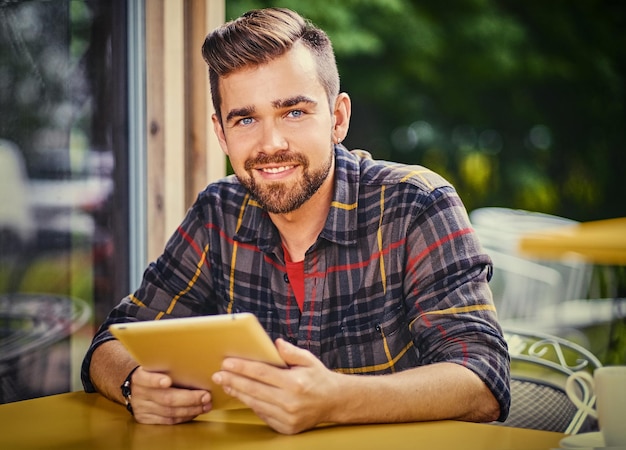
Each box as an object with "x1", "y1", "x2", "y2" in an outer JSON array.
[{"x1": 283, "y1": 273, "x2": 289, "y2": 283}]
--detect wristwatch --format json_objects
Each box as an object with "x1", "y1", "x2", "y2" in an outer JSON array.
[{"x1": 120, "y1": 366, "x2": 140, "y2": 415}]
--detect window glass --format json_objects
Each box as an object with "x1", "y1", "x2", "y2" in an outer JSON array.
[{"x1": 0, "y1": 0, "x2": 127, "y2": 402}]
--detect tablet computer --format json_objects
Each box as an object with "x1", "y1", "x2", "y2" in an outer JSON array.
[{"x1": 109, "y1": 312, "x2": 286, "y2": 410}]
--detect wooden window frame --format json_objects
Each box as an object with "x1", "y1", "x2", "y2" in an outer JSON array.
[{"x1": 144, "y1": 0, "x2": 225, "y2": 262}]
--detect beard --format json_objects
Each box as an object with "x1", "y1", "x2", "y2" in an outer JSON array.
[{"x1": 239, "y1": 148, "x2": 333, "y2": 214}]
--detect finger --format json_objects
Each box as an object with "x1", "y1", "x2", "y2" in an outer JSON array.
[
  {"x1": 214, "y1": 365, "x2": 282, "y2": 400},
  {"x1": 222, "y1": 384, "x2": 310, "y2": 435},
  {"x1": 236, "y1": 394, "x2": 298, "y2": 434},
  {"x1": 219, "y1": 358, "x2": 287, "y2": 389},
  {"x1": 132, "y1": 397, "x2": 212, "y2": 424},
  {"x1": 214, "y1": 374, "x2": 298, "y2": 431},
  {"x1": 134, "y1": 410, "x2": 201, "y2": 425},
  {"x1": 135, "y1": 384, "x2": 211, "y2": 409},
  {"x1": 132, "y1": 367, "x2": 173, "y2": 389},
  {"x1": 275, "y1": 338, "x2": 320, "y2": 367},
  {"x1": 131, "y1": 385, "x2": 212, "y2": 424},
  {"x1": 214, "y1": 364, "x2": 303, "y2": 421}
]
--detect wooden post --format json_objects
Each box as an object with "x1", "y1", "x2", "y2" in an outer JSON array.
[{"x1": 145, "y1": 0, "x2": 225, "y2": 262}]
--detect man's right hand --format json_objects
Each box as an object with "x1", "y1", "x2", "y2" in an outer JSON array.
[
  {"x1": 89, "y1": 340, "x2": 212, "y2": 425},
  {"x1": 128, "y1": 368, "x2": 213, "y2": 424}
]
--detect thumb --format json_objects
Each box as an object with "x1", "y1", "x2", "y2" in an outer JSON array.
[
  {"x1": 134, "y1": 366, "x2": 173, "y2": 388},
  {"x1": 275, "y1": 338, "x2": 315, "y2": 367}
]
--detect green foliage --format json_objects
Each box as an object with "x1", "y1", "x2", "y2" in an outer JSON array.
[{"x1": 226, "y1": 0, "x2": 625, "y2": 221}]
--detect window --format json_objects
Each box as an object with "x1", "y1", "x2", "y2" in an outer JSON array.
[
  {"x1": 0, "y1": 0, "x2": 128, "y2": 402},
  {"x1": 0, "y1": 0, "x2": 224, "y2": 404}
]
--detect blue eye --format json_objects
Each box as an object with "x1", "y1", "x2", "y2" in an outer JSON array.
[
  {"x1": 239, "y1": 117, "x2": 254, "y2": 125},
  {"x1": 288, "y1": 110, "x2": 304, "y2": 118}
]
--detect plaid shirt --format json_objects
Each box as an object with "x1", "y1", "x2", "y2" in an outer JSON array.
[{"x1": 82, "y1": 146, "x2": 510, "y2": 420}]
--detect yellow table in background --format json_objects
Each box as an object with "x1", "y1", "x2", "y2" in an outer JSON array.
[
  {"x1": 0, "y1": 391, "x2": 564, "y2": 450},
  {"x1": 518, "y1": 216, "x2": 626, "y2": 364},
  {"x1": 518, "y1": 217, "x2": 626, "y2": 265}
]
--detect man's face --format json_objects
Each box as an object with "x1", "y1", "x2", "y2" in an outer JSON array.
[{"x1": 213, "y1": 43, "x2": 336, "y2": 214}]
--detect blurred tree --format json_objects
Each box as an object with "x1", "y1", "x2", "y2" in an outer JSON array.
[
  {"x1": 227, "y1": 1, "x2": 625, "y2": 221},
  {"x1": 0, "y1": 3, "x2": 70, "y2": 163}
]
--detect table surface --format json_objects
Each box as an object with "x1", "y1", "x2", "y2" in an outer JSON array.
[
  {"x1": 518, "y1": 216, "x2": 626, "y2": 265},
  {"x1": 0, "y1": 391, "x2": 566, "y2": 450}
]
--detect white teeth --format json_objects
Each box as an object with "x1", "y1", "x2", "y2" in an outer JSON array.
[{"x1": 260, "y1": 166, "x2": 293, "y2": 174}]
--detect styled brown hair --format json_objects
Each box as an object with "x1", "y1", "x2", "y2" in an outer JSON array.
[{"x1": 201, "y1": 8, "x2": 340, "y2": 123}]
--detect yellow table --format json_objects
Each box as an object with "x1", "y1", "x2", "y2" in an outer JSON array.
[
  {"x1": 518, "y1": 217, "x2": 626, "y2": 265},
  {"x1": 0, "y1": 391, "x2": 564, "y2": 450},
  {"x1": 518, "y1": 216, "x2": 626, "y2": 364}
]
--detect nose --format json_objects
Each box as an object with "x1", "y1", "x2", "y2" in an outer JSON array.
[{"x1": 259, "y1": 121, "x2": 287, "y2": 154}]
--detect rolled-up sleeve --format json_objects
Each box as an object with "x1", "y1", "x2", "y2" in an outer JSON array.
[{"x1": 404, "y1": 187, "x2": 510, "y2": 421}]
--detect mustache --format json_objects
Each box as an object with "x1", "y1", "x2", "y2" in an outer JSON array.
[{"x1": 244, "y1": 152, "x2": 308, "y2": 171}]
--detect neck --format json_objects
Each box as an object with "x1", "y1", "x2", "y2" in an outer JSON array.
[{"x1": 270, "y1": 172, "x2": 334, "y2": 262}]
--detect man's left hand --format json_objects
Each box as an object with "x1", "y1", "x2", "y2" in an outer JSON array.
[{"x1": 212, "y1": 338, "x2": 340, "y2": 434}]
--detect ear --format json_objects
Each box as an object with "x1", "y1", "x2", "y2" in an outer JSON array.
[
  {"x1": 332, "y1": 93, "x2": 351, "y2": 144},
  {"x1": 212, "y1": 114, "x2": 229, "y2": 155}
]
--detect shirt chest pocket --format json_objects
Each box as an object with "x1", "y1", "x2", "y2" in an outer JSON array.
[{"x1": 327, "y1": 307, "x2": 420, "y2": 375}]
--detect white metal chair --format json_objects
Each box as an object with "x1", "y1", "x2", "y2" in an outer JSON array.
[
  {"x1": 498, "y1": 328, "x2": 602, "y2": 434},
  {"x1": 0, "y1": 293, "x2": 92, "y2": 403},
  {"x1": 488, "y1": 249, "x2": 564, "y2": 321},
  {"x1": 471, "y1": 207, "x2": 594, "y2": 303},
  {"x1": 470, "y1": 207, "x2": 607, "y2": 341}
]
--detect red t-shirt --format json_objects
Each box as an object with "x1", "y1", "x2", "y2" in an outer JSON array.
[{"x1": 283, "y1": 246, "x2": 305, "y2": 311}]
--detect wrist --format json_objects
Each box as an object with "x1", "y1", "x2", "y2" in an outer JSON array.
[
  {"x1": 120, "y1": 365, "x2": 140, "y2": 415},
  {"x1": 326, "y1": 372, "x2": 354, "y2": 424}
]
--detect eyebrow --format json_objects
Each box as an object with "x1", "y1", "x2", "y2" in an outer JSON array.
[
  {"x1": 225, "y1": 106, "x2": 255, "y2": 124},
  {"x1": 272, "y1": 95, "x2": 317, "y2": 109}
]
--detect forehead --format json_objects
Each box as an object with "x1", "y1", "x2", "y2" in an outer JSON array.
[{"x1": 218, "y1": 43, "x2": 325, "y2": 112}]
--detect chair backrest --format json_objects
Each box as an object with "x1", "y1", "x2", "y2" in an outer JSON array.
[
  {"x1": 500, "y1": 328, "x2": 602, "y2": 434},
  {"x1": 469, "y1": 207, "x2": 578, "y2": 251},
  {"x1": 488, "y1": 250, "x2": 564, "y2": 321},
  {"x1": 470, "y1": 207, "x2": 594, "y2": 303}
]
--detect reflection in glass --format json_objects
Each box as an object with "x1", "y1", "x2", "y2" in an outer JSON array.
[{"x1": 0, "y1": 0, "x2": 126, "y2": 403}]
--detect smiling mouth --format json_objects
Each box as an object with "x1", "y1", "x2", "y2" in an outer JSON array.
[
  {"x1": 245, "y1": 152, "x2": 308, "y2": 174},
  {"x1": 259, "y1": 165, "x2": 296, "y2": 174}
]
